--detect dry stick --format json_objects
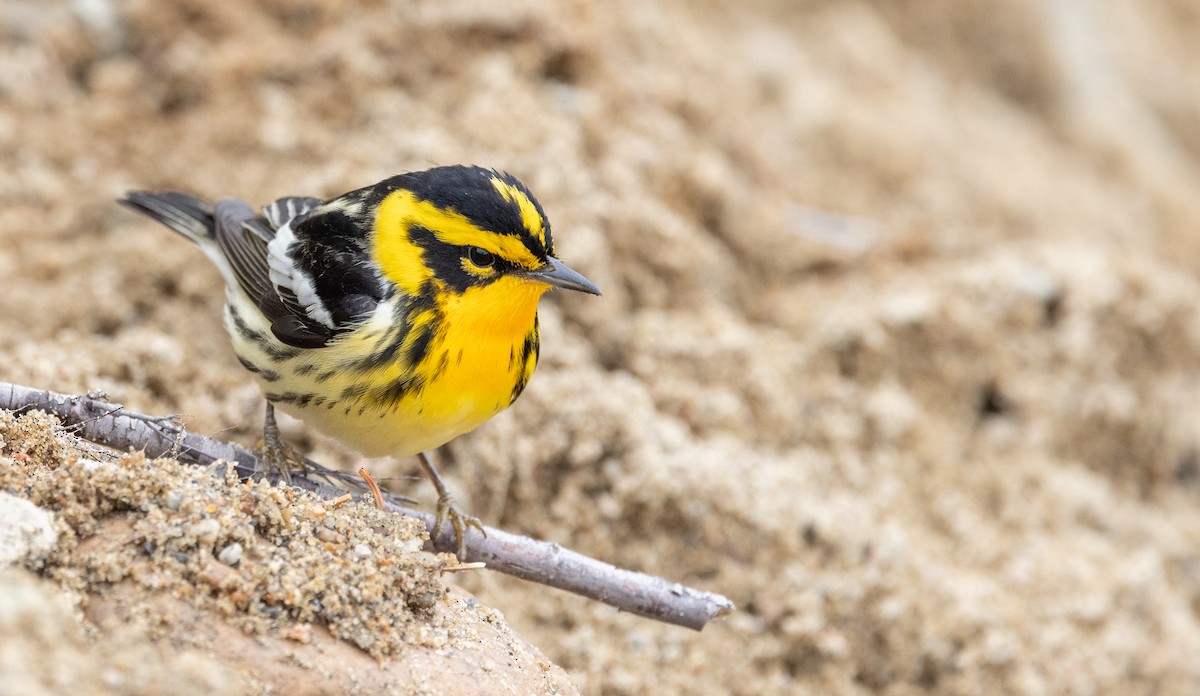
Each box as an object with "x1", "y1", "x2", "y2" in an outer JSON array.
[{"x1": 0, "y1": 381, "x2": 734, "y2": 631}]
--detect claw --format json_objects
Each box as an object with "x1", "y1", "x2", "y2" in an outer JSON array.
[
  {"x1": 434, "y1": 492, "x2": 488, "y2": 560},
  {"x1": 420, "y1": 451, "x2": 486, "y2": 560}
]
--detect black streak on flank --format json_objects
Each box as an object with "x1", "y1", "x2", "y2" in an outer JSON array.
[
  {"x1": 262, "y1": 343, "x2": 300, "y2": 362},
  {"x1": 348, "y1": 331, "x2": 406, "y2": 373},
  {"x1": 347, "y1": 293, "x2": 439, "y2": 373},
  {"x1": 236, "y1": 355, "x2": 280, "y2": 382},
  {"x1": 228, "y1": 304, "x2": 262, "y2": 343},
  {"x1": 429, "y1": 352, "x2": 450, "y2": 382},
  {"x1": 340, "y1": 383, "x2": 369, "y2": 401},
  {"x1": 370, "y1": 375, "x2": 424, "y2": 410},
  {"x1": 229, "y1": 304, "x2": 299, "y2": 361},
  {"x1": 406, "y1": 323, "x2": 436, "y2": 370},
  {"x1": 265, "y1": 391, "x2": 312, "y2": 408},
  {"x1": 509, "y1": 325, "x2": 540, "y2": 404},
  {"x1": 509, "y1": 377, "x2": 527, "y2": 405}
]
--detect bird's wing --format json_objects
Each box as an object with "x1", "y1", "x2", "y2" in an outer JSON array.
[
  {"x1": 212, "y1": 199, "x2": 279, "y2": 311},
  {"x1": 214, "y1": 196, "x2": 381, "y2": 349},
  {"x1": 263, "y1": 196, "x2": 322, "y2": 229},
  {"x1": 263, "y1": 196, "x2": 388, "y2": 346},
  {"x1": 260, "y1": 197, "x2": 322, "y2": 326}
]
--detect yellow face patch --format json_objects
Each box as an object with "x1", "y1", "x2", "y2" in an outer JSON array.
[
  {"x1": 373, "y1": 189, "x2": 542, "y2": 294},
  {"x1": 373, "y1": 190, "x2": 435, "y2": 296}
]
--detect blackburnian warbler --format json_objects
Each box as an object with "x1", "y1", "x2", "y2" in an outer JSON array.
[{"x1": 121, "y1": 165, "x2": 600, "y2": 556}]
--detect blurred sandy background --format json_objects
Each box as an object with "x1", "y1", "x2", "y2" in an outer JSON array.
[{"x1": 4, "y1": 0, "x2": 1200, "y2": 693}]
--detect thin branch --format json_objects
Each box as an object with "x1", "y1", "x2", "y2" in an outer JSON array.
[{"x1": 0, "y1": 381, "x2": 734, "y2": 630}]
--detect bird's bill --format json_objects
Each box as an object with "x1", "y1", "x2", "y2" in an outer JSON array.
[{"x1": 525, "y1": 257, "x2": 602, "y2": 295}]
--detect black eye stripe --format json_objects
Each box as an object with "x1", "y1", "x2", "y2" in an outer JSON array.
[
  {"x1": 467, "y1": 246, "x2": 495, "y2": 268},
  {"x1": 406, "y1": 225, "x2": 476, "y2": 292},
  {"x1": 405, "y1": 225, "x2": 513, "y2": 293}
]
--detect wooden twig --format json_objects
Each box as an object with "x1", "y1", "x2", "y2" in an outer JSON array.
[{"x1": 0, "y1": 381, "x2": 734, "y2": 630}]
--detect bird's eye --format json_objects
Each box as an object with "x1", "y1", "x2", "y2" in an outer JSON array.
[{"x1": 466, "y1": 246, "x2": 495, "y2": 268}]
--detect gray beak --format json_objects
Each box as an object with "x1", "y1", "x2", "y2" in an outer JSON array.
[{"x1": 525, "y1": 256, "x2": 602, "y2": 296}]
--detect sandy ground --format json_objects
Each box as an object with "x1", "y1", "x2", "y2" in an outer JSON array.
[{"x1": 4, "y1": 0, "x2": 1200, "y2": 693}]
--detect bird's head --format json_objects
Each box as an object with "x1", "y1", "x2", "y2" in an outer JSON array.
[{"x1": 368, "y1": 166, "x2": 600, "y2": 316}]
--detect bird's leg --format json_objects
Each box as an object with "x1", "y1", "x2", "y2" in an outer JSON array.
[
  {"x1": 257, "y1": 402, "x2": 306, "y2": 484},
  {"x1": 418, "y1": 451, "x2": 486, "y2": 559}
]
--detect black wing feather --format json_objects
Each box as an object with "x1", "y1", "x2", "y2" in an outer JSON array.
[
  {"x1": 212, "y1": 198, "x2": 335, "y2": 348},
  {"x1": 124, "y1": 191, "x2": 381, "y2": 350},
  {"x1": 264, "y1": 196, "x2": 322, "y2": 229},
  {"x1": 288, "y1": 206, "x2": 388, "y2": 327},
  {"x1": 213, "y1": 200, "x2": 275, "y2": 306},
  {"x1": 262, "y1": 197, "x2": 324, "y2": 323}
]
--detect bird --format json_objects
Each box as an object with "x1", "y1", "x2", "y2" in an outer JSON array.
[{"x1": 119, "y1": 165, "x2": 601, "y2": 557}]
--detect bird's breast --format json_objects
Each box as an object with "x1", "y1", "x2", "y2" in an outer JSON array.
[{"x1": 237, "y1": 283, "x2": 544, "y2": 459}]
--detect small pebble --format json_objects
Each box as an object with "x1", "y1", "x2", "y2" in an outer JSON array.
[
  {"x1": 285, "y1": 623, "x2": 313, "y2": 644},
  {"x1": 317, "y1": 527, "x2": 346, "y2": 544},
  {"x1": 79, "y1": 459, "x2": 106, "y2": 472},
  {"x1": 190, "y1": 518, "x2": 221, "y2": 543},
  {"x1": 354, "y1": 543, "x2": 372, "y2": 558},
  {"x1": 217, "y1": 542, "x2": 243, "y2": 566},
  {"x1": 200, "y1": 559, "x2": 238, "y2": 589},
  {"x1": 407, "y1": 591, "x2": 437, "y2": 611}
]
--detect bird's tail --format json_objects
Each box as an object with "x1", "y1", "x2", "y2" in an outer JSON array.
[
  {"x1": 119, "y1": 191, "x2": 217, "y2": 245},
  {"x1": 120, "y1": 191, "x2": 244, "y2": 287}
]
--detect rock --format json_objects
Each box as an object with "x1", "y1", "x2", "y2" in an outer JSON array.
[{"x1": 0, "y1": 491, "x2": 57, "y2": 568}]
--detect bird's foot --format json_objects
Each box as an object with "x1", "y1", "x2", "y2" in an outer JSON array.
[
  {"x1": 257, "y1": 403, "x2": 307, "y2": 484},
  {"x1": 434, "y1": 492, "x2": 487, "y2": 561}
]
